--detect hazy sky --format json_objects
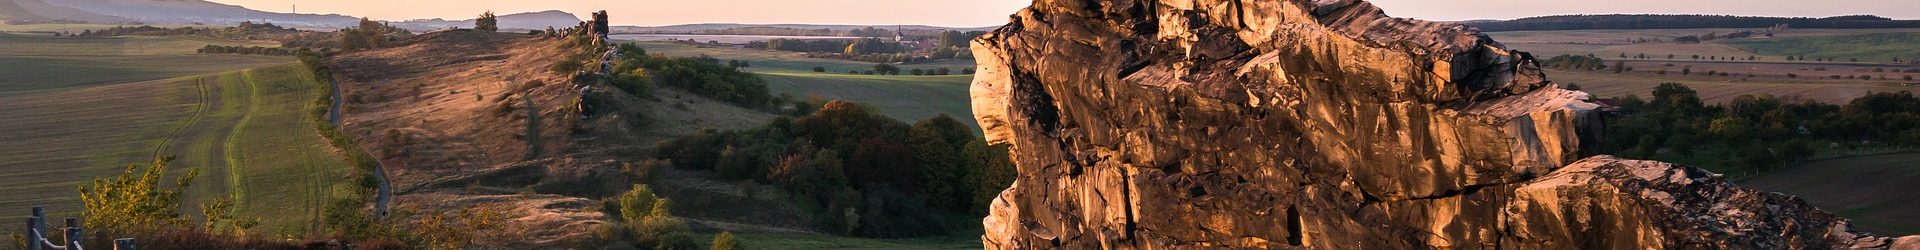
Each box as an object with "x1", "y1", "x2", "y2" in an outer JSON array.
[{"x1": 207, "y1": 0, "x2": 1920, "y2": 27}]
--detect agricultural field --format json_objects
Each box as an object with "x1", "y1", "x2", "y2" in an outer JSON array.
[
  {"x1": 0, "y1": 33, "x2": 288, "y2": 94},
  {"x1": 0, "y1": 31, "x2": 348, "y2": 236},
  {"x1": 760, "y1": 72, "x2": 976, "y2": 129},
  {"x1": 1487, "y1": 28, "x2": 1920, "y2": 103},
  {"x1": 630, "y1": 40, "x2": 976, "y2": 74},
  {"x1": 1741, "y1": 152, "x2": 1920, "y2": 235},
  {"x1": 626, "y1": 40, "x2": 981, "y2": 130}
]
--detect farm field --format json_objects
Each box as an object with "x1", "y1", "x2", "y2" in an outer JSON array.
[
  {"x1": 1547, "y1": 68, "x2": 1920, "y2": 103},
  {"x1": 629, "y1": 40, "x2": 976, "y2": 74},
  {"x1": 759, "y1": 71, "x2": 976, "y2": 129},
  {"x1": 625, "y1": 40, "x2": 982, "y2": 130},
  {"x1": 0, "y1": 28, "x2": 349, "y2": 236},
  {"x1": 1487, "y1": 28, "x2": 1920, "y2": 103},
  {"x1": 1740, "y1": 153, "x2": 1920, "y2": 235},
  {"x1": 1488, "y1": 28, "x2": 1920, "y2": 63},
  {"x1": 0, "y1": 33, "x2": 289, "y2": 95},
  {"x1": 0, "y1": 65, "x2": 351, "y2": 235}
]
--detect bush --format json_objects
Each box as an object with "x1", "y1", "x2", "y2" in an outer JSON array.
[
  {"x1": 612, "y1": 69, "x2": 655, "y2": 97},
  {"x1": 711, "y1": 231, "x2": 741, "y2": 250},
  {"x1": 812, "y1": 66, "x2": 826, "y2": 72},
  {"x1": 618, "y1": 185, "x2": 660, "y2": 224},
  {"x1": 635, "y1": 200, "x2": 694, "y2": 249}
]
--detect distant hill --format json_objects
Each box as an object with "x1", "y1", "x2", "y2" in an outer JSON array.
[
  {"x1": 1466, "y1": 14, "x2": 1920, "y2": 32},
  {"x1": 1, "y1": 0, "x2": 133, "y2": 24},
  {"x1": 387, "y1": 10, "x2": 582, "y2": 31},
  {"x1": 13, "y1": 0, "x2": 360, "y2": 27},
  {"x1": 0, "y1": 0, "x2": 577, "y2": 31}
]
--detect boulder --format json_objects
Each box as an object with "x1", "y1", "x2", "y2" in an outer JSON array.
[{"x1": 969, "y1": 0, "x2": 1919, "y2": 248}]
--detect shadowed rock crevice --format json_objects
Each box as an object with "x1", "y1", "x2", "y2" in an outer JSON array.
[{"x1": 970, "y1": 0, "x2": 1920, "y2": 249}]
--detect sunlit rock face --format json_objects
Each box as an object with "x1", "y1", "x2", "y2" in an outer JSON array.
[{"x1": 969, "y1": 0, "x2": 1920, "y2": 249}]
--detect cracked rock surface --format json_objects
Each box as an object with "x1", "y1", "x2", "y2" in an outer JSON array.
[{"x1": 969, "y1": 0, "x2": 1920, "y2": 248}]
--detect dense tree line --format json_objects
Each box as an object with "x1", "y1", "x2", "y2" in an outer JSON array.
[
  {"x1": 77, "y1": 21, "x2": 300, "y2": 39},
  {"x1": 1541, "y1": 54, "x2": 1609, "y2": 71},
  {"x1": 341, "y1": 18, "x2": 413, "y2": 50},
  {"x1": 195, "y1": 45, "x2": 300, "y2": 56},
  {"x1": 652, "y1": 101, "x2": 1015, "y2": 237},
  {"x1": 1599, "y1": 83, "x2": 1920, "y2": 170},
  {"x1": 934, "y1": 30, "x2": 988, "y2": 48},
  {"x1": 747, "y1": 38, "x2": 855, "y2": 53},
  {"x1": 1469, "y1": 14, "x2": 1920, "y2": 32}
]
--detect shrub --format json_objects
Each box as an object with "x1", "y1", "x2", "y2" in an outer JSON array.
[
  {"x1": 80, "y1": 157, "x2": 198, "y2": 233},
  {"x1": 635, "y1": 200, "x2": 692, "y2": 249},
  {"x1": 711, "y1": 231, "x2": 741, "y2": 250},
  {"x1": 812, "y1": 66, "x2": 826, "y2": 72},
  {"x1": 618, "y1": 185, "x2": 660, "y2": 224},
  {"x1": 612, "y1": 69, "x2": 655, "y2": 97}
]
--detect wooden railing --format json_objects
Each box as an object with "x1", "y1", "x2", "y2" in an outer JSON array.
[{"x1": 22, "y1": 206, "x2": 136, "y2": 250}]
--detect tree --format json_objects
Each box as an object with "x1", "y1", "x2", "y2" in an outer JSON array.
[
  {"x1": 1613, "y1": 61, "x2": 1626, "y2": 73},
  {"x1": 909, "y1": 115, "x2": 972, "y2": 211},
  {"x1": 1709, "y1": 116, "x2": 1755, "y2": 141},
  {"x1": 476, "y1": 11, "x2": 499, "y2": 32},
  {"x1": 963, "y1": 140, "x2": 1016, "y2": 215},
  {"x1": 813, "y1": 66, "x2": 827, "y2": 72},
  {"x1": 1681, "y1": 66, "x2": 1692, "y2": 76}
]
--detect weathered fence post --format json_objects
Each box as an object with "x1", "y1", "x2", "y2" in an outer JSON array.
[
  {"x1": 64, "y1": 217, "x2": 81, "y2": 249},
  {"x1": 29, "y1": 206, "x2": 44, "y2": 250},
  {"x1": 115, "y1": 238, "x2": 136, "y2": 250}
]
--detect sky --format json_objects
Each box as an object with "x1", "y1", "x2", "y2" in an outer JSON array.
[{"x1": 206, "y1": 0, "x2": 1920, "y2": 27}]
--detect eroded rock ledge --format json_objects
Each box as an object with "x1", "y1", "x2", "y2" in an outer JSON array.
[{"x1": 969, "y1": 0, "x2": 1920, "y2": 248}]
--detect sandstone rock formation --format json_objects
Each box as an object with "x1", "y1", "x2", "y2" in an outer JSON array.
[{"x1": 968, "y1": 0, "x2": 1920, "y2": 248}]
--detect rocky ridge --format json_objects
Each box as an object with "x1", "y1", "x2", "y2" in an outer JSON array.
[{"x1": 968, "y1": 0, "x2": 1920, "y2": 248}]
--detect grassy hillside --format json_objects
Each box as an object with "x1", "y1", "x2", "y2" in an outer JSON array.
[
  {"x1": 1721, "y1": 32, "x2": 1920, "y2": 62},
  {"x1": 1741, "y1": 152, "x2": 1920, "y2": 235}
]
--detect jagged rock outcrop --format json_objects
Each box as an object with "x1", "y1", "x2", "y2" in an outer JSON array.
[{"x1": 969, "y1": 0, "x2": 1920, "y2": 249}]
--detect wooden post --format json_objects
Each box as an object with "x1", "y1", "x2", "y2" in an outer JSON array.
[
  {"x1": 29, "y1": 206, "x2": 44, "y2": 250},
  {"x1": 64, "y1": 217, "x2": 81, "y2": 248},
  {"x1": 115, "y1": 238, "x2": 136, "y2": 250}
]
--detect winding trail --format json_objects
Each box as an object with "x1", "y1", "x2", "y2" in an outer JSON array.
[{"x1": 328, "y1": 78, "x2": 390, "y2": 217}]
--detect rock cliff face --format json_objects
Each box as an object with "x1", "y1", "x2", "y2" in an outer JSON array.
[{"x1": 968, "y1": 0, "x2": 1920, "y2": 248}]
